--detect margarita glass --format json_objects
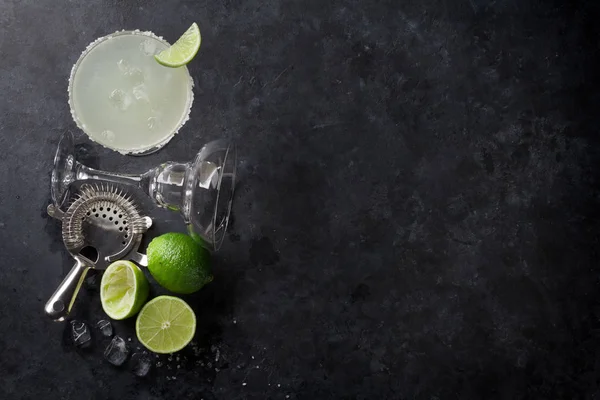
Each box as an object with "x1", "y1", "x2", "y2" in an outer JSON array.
[{"x1": 68, "y1": 30, "x2": 194, "y2": 155}]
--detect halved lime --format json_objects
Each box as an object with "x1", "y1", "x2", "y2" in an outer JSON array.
[
  {"x1": 136, "y1": 295, "x2": 196, "y2": 354},
  {"x1": 155, "y1": 23, "x2": 201, "y2": 67},
  {"x1": 100, "y1": 260, "x2": 149, "y2": 320}
]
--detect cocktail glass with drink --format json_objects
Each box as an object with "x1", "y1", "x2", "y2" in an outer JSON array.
[{"x1": 68, "y1": 29, "x2": 194, "y2": 155}]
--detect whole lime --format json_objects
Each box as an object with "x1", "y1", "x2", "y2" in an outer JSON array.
[{"x1": 147, "y1": 232, "x2": 212, "y2": 294}]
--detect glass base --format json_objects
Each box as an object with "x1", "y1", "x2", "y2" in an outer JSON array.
[{"x1": 51, "y1": 131, "x2": 77, "y2": 207}]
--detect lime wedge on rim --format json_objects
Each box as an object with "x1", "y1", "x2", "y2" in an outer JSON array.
[
  {"x1": 155, "y1": 23, "x2": 201, "y2": 67},
  {"x1": 100, "y1": 260, "x2": 149, "y2": 320},
  {"x1": 136, "y1": 295, "x2": 197, "y2": 354}
]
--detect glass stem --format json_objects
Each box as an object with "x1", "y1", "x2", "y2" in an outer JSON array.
[{"x1": 75, "y1": 163, "x2": 145, "y2": 189}]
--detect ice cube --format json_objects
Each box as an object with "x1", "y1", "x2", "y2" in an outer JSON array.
[
  {"x1": 130, "y1": 352, "x2": 152, "y2": 377},
  {"x1": 117, "y1": 59, "x2": 130, "y2": 74},
  {"x1": 70, "y1": 320, "x2": 92, "y2": 348},
  {"x1": 109, "y1": 89, "x2": 132, "y2": 111},
  {"x1": 140, "y1": 39, "x2": 157, "y2": 56},
  {"x1": 127, "y1": 68, "x2": 145, "y2": 85},
  {"x1": 132, "y1": 84, "x2": 149, "y2": 102},
  {"x1": 96, "y1": 320, "x2": 113, "y2": 337},
  {"x1": 118, "y1": 58, "x2": 144, "y2": 84},
  {"x1": 147, "y1": 116, "x2": 157, "y2": 130},
  {"x1": 101, "y1": 130, "x2": 115, "y2": 143},
  {"x1": 104, "y1": 335, "x2": 129, "y2": 366}
]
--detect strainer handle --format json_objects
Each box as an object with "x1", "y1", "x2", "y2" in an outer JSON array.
[{"x1": 44, "y1": 257, "x2": 90, "y2": 321}]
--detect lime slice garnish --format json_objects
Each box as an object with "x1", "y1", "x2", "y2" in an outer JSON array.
[
  {"x1": 100, "y1": 260, "x2": 150, "y2": 320},
  {"x1": 136, "y1": 295, "x2": 196, "y2": 354},
  {"x1": 155, "y1": 23, "x2": 201, "y2": 67}
]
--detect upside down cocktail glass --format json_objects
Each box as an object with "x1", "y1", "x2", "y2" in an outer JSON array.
[{"x1": 51, "y1": 132, "x2": 236, "y2": 251}]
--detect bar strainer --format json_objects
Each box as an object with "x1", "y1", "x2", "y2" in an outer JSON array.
[{"x1": 44, "y1": 183, "x2": 152, "y2": 321}]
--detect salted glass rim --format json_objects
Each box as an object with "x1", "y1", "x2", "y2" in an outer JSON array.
[{"x1": 67, "y1": 30, "x2": 194, "y2": 155}]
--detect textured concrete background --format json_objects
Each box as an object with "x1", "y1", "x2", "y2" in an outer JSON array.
[{"x1": 1, "y1": 0, "x2": 600, "y2": 398}]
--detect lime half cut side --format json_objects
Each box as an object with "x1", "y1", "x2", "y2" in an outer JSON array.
[
  {"x1": 136, "y1": 295, "x2": 197, "y2": 354},
  {"x1": 100, "y1": 260, "x2": 150, "y2": 320},
  {"x1": 155, "y1": 23, "x2": 201, "y2": 67}
]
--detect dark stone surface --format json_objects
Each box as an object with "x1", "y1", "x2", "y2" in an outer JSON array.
[{"x1": 1, "y1": 0, "x2": 600, "y2": 398}]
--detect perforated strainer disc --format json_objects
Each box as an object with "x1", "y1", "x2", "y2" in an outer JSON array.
[{"x1": 60, "y1": 184, "x2": 151, "y2": 266}]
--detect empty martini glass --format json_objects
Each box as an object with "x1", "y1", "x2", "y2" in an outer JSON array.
[{"x1": 51, "y1": 132, "x2": 236, "y2": 250}]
